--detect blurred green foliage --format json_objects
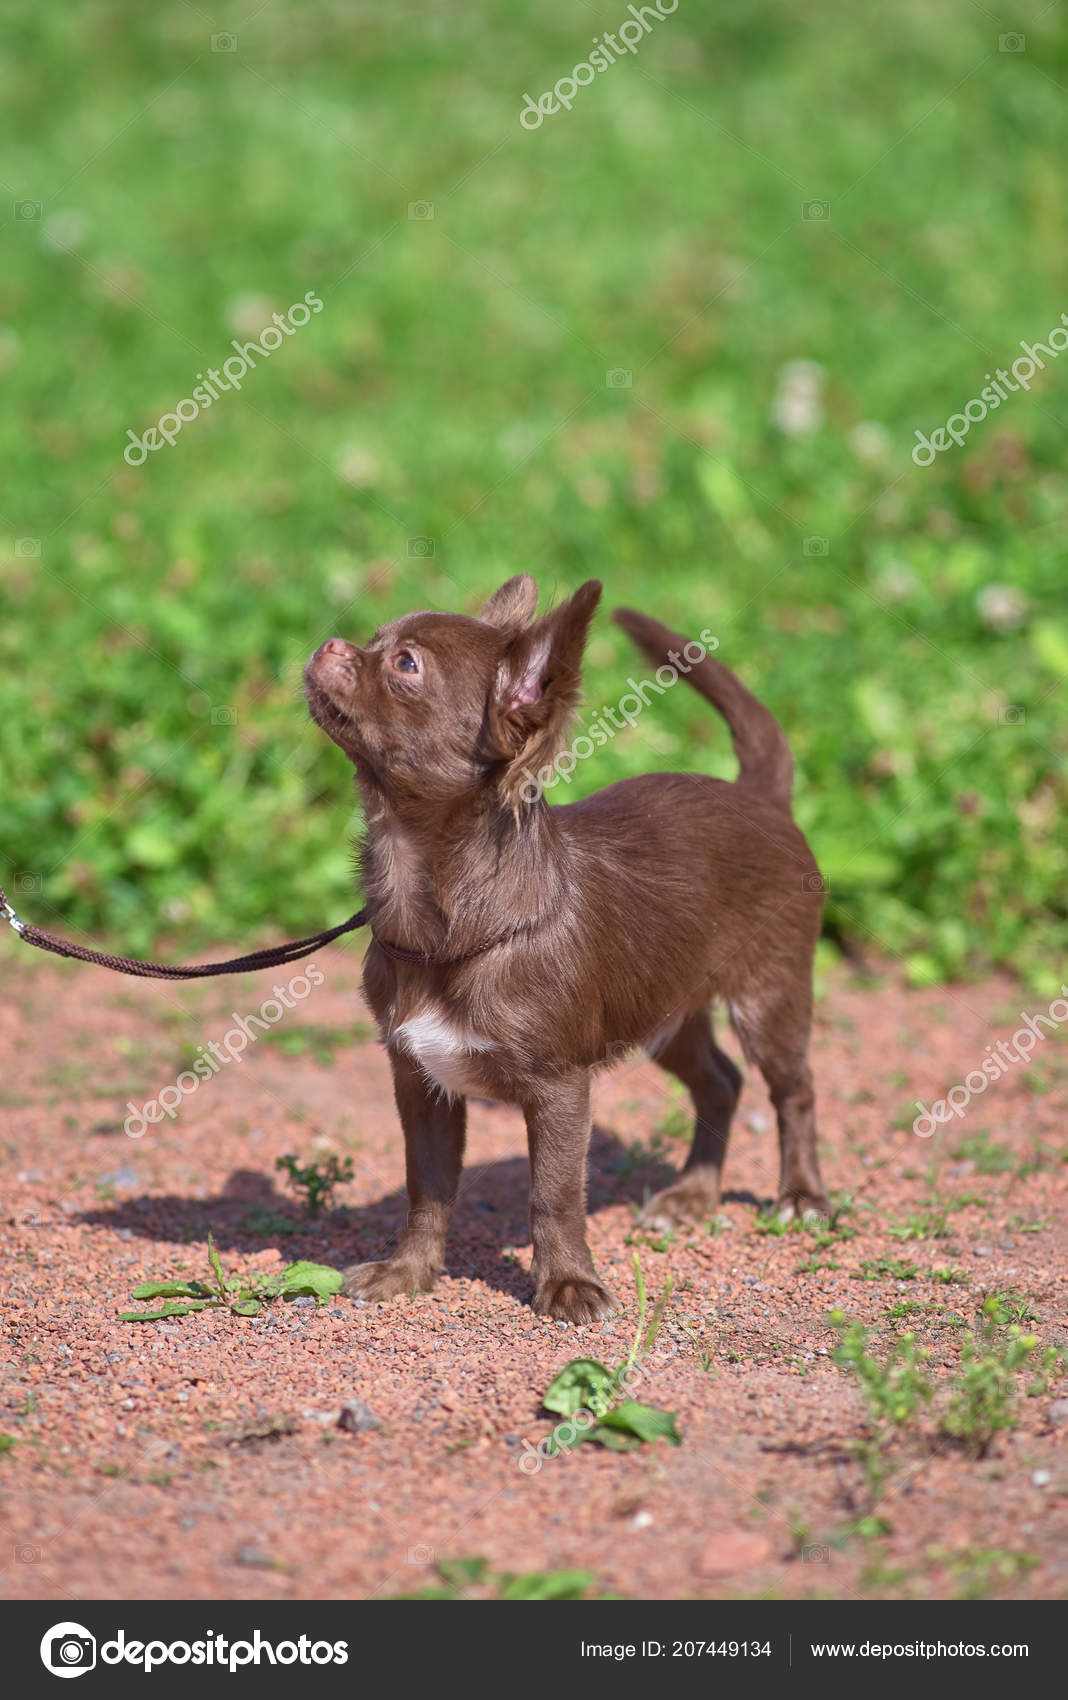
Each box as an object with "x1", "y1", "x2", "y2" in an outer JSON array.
[{"x1": 1, "y1": 1, "x2": 1065, "y2": 985}]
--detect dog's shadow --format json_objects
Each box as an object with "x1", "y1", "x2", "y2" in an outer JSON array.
[{"x1": 77, "y1": 1124, "x2": 768, "y2": 1303}]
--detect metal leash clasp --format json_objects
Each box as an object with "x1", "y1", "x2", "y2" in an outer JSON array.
[{"x1": 0, "y1": 891, "x2": 26, "y2": 934}]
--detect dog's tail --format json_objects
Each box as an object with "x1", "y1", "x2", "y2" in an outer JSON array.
[{"x1": 612, "y1": 607, "x2": 794, "y2": 807}]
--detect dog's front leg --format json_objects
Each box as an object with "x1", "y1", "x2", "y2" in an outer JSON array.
[
  {"x1": 343, "y1": 1049, "x2": 465, "y2": 1302},
  {"x1": 523, "y1": 1070, "x2": 615, "y2": 1324}
]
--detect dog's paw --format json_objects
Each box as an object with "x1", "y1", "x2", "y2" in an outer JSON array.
[
  {"x1": 342, "y1": 1259, "x2": 437, "y2": 1302},
  {"x1": 637, "y1": 1177, "x2": 718, "y2": 1234},
  {"x1": 532, "y1": 1276, "x2": 615, "y2": 1325},
  {"x1": 774, "y1": 1190, "x2": 831, "y2": 1226}
]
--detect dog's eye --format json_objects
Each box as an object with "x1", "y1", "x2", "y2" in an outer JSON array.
[{"x1": 391, "y1": 650, "x2": 419, "y2": 674}]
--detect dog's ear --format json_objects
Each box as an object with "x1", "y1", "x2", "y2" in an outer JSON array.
[
  {"x1": 479, "y1": 574, "x2": 539, "y2": 630},
  {"x1": 489, "y1": 580, "x2": 602, "y2": 804}
]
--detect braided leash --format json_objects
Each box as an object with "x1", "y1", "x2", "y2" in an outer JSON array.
[
  {"x1": 0, "y1": 882, "x2": 370, "y2": 979},
  {"x1": 0, "y1": 882, "x2": 510, "y2": 978}
]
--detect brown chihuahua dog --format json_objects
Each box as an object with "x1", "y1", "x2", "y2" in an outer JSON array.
[{"x1": 304, "y1": 577, "x2": 829, "y2": 1323}]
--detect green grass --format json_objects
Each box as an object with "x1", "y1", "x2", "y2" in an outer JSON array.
[
  {"x1": 952, "y1": 1131, "x2": 1016, "y2": 1174},
  {"x1": 259, "y1": 1022, "x2": 365, "y2": 1064},
  {"x1": 887, "y1": 1204, "x2": 954, "y2": 1241},
  {"x1": 275, "y1": 1151, "x2": 354, "y2": 1214},
  {"x1": 949, "y1": 1548, "x2": 1037, "y2": 1600},
  {"x1": 942, "y1": 1300, "x2": 1065, "y2": 1458},
  {"x1": 853, "y1": 1256, "x2": 921, "y2": 1282},
  {"x1": 884, "y1": 1299, "x2": 967, "y2": 1327},
  {"x1": 1, "y1": 2, "x2": 1066, "y2": 982},
  {"x1": 829, "y1": 1311, "x2": 931, "y2": 1497},
  {"x1": 397, "y1": 1557, "x2": 603, "y2": 1601}
]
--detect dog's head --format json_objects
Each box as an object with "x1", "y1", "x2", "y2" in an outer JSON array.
[{"x1": 303, "y1": 575, "x2": 602, "y2": 809}]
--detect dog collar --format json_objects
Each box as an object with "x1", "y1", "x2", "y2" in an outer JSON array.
[{"x1": 371, "y1": 926, "x2": 514, "y2": 968}]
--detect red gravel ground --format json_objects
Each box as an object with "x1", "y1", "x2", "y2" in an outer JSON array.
[{"x1": 1, "y1": 935, "x2": 1065, "y2": 1602}]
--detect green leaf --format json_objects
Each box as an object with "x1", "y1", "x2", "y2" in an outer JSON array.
[
  {"x1": 497, "y1": 1569, "x2": 594, "y2": 1600},
  {"x1": 207, "y1": 1237, "x2": 228, "y2": 1292},
  {"x1": 207, "y1": 1233, "x2": 229, "y2": 1301},
  {"x1": 435, "y1": 1557, "x2": 489, "y2": 1589},
  {"x1": 125, "y1": 825, "x2": 180, "y2": 868},
  {"x1": 640, "y1": 1272, "x2": 673, "y2": 1359},
  {"x1": 542, "y1": 1358, "x2": 616, "y2": 1419},
  {"x1": 906, "y1": 952, "x2": 944, "y2": 989},
  {"x1": 278, "y1": 1261, "x2": 345, "y2": 1299},
  {"x1": 585, "y1": 1427, "x2": 640, "y2": 1451},
  {"x1": 597, "y1": 1400, "x2": 682, "y2": 1445},
  {"x1": 852, "y1": 677, "x2": 904, "y2": 740},
  {"x1": 695, "y1": 458, "x2": 772, "y2": 556},
  {"x1": 231, "y1": 1299, "x2": 262, "y2": 1317},
  {"x1": 818, "y1": 842, "x2": 900, "y2": 888},
  {"x1": 119, "y1": 1299, "x2": 219, "y2": 1321},
  {"x1": 1033, "y1": 620, "x2": 1068, "y2": 678},
  {"x1": 626, "y1": 1251, "x2": 648, "y2": 1373},
  {"x1": 130, "y1": 1280, "x2": 212, "y2": 1300}
]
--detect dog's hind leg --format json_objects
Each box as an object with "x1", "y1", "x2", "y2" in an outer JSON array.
[
  {"x1": 637, "y1": 1010, "x2": 742, "y2": 1231},
  {"x1": 730, "y1": 992, "x2": 830, "y2": 1222}
]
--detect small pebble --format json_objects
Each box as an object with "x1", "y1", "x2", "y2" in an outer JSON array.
[
  {"x1": 1031, "y1": 1469, "x2": 1051, "y2": 1488},
  {"x1": 337, "y1": 1399, "x2": 382, "y2": 1434},
  {"x1": 1046, "y1": 1398, "x2": 1068, "y2": 1424}
]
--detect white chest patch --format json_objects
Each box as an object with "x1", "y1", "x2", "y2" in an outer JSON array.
[{"x1": 391, "y1": 1008, "x2": 498, "y2": 1098}]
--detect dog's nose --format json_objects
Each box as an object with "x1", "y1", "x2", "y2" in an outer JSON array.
[{"x1": 321, "y1": 637, "x2": 354, "y2": 658}]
